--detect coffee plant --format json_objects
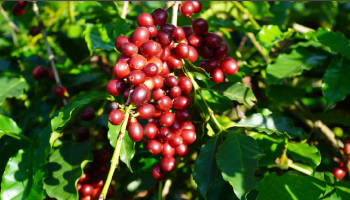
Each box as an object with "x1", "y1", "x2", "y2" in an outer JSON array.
[{"x1": 1, "y1": 1, "x2": 350, "y2": 200}]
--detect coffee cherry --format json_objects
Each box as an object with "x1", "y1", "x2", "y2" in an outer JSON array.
[
  {"x1": 178, "y1": 76, "x2": 192, "y2": 95},
  {"x1": 91, "y1": 176, "x2": 104, "y2": 188},
  {"x1": 181, "y1": 129, "x2": 196, "y2": 144},
  {"x1": 159, "y1": 112, "x2": 175, "y2": 127},
  {"x1": 155, "y1": 30, "x2": 172, "y2": 46},
  {"x1": 129, "y1": 54, "x2": 147, "y2": 70},
  {"x1": 170, "y1": 135, "x2": 183, "y2": 147},
  {"x1": 159, "y1": 62, "x2": 170, "y2": 77},
  {"x1": 333, "y1": 167, "x2": 346, "y2": 180},
  {"x1": 137, "y1": 13, "x2": 154, "y2": 26},
  {"x1": 148, "y1": 139, "x2": 163, "y2": 154},
  {"x1": 154, "y1": 108, "x2": 162, "y2": 118},
  {"x1": 137, "y1": 104, "x2": 155, "y2": 119},
  {"x1": 165, "y1": 76, "x2": 178, "y2": 87},
  {"x1": 162, "y1": 142, "x2": 175, "y2": 157},
  {"x1": 179, "y1": 1, "x2": 194, "y2": 17},
  {"x1": 175, "y1": 144, "x2": 188, "y2": 157},
  {"x1": 343, "y1": 137, "x2": 350, "y2": 144},
  {"x1": 144, "y1": 123, "x2": 159, "y2": 139},
  {"x1": 167, "y1": 40, "x2": 175, "y2": 50},
  {"x1": 157, "y1": 96, "x2": 173, "y2": 111},
  {"x1": 149, "y1": 117, "x2": 160, "y2": 125},
  {"x1": 192, "y1": 18, "x2": 209, "y2": 35},
  {"x1": 113, "y1": 61, "x2": 130, "y2": 79},
  {"x1": 12, "y1": 3, "x2": 25, "y2": 16},
  {"x1": 80, "y1": 109, "x2": 95, "y2": 121},
  {"x1": 182, "y1": 25, "x2": 194, "y2": 38},
  {"x1": 106, "y1": 102, "x2": 119, "y2": 113},
  {"x1": 220, "y1": 57, "x2": 239, "y2": 75},
  {"x1": 152, "y1": 87, "x2": 166, "y2": 100},
  {"x1": 32, "y1": 66, "x2": 47, "y2": 79},
  {"x1": 161, "y1": 24, "x2": 176, "y2": 34},
  {"x1": 81, "y1": 184, "x2": 94, "y2": 196},
  {"x1": 158, "y1": 127, "x2": 173, "y2": 142},
  {"x1": 176, "y1": 110, "x2": 191, "y2": 122},
  {"x1": 143, "y1": 63, "x2": 159, "y2": 77},
  {"x1": 215, "y1": 43, "x2": 228, "y2": 59},
  {"x1": 147, "y1": 57, "x2": 163, "y2": 73},
  {"x1": 170, "y1": 119, "x2": 181, "y2": 130},
  {"x1": 128, "y1": 122, "x2": 144, "y2": 142},
  {"x1": 79, "y1": 172, "x2": 90, "y2": 184},
  {"x1": 205, "y1": 58, "x2": 220, "y2": 72},
  {"x1": 200, "y1": 45, "x2": 214, "y2": 59},
  {"x1": 188, "y1": 34, "x2": 204, "y2": 48},
  {"x1": 152, "y1": 163, "x2": 166, "y2": 180},
  {"x1": 106, "y1": 186, "x2": 115, "y2": 198},
  {"x1": 94, "y1": 149, "x2": 111, "y2": 163},
  {"x1": 115, "y1": 35, "x2": 130, "y2": 51},
  {"x1": 192, "y1": 1, "x2": 202, "y2": 13},
  {"x1": 181, "y1": 122, "x2": 195, "y2": 130},
  {"x1": 107, "y1": 78, "x2": 126, "y2": 96},
  {"x1": 169, "y1": 86, "x2": 182, "y2": 99},
  {"x1": 141, "y1": 40, "x2": 162, "y2": 58},
  {"x1": 121, "y1": 42, "x2": 138, "y2": 57},
  {"x1": 29, "y1": 26, "x2": 40, "y2": 36},
  {"x1": 131, "y1": 27, "x2": 150, "y2": 48},
  {"x1": 53, "y1": 86, "x2": 67, "y2": 97},
  {"x1": 205, "y1": 32, "x2": 222, "y2": 48},
  {"x1": 127, "y1": 70, "x2": 147, "y2": 86},
  {"x1": 180, "y1": 38, "x2": 188, "y2": 44},
  {"x1": 77, "y1": 183, "x2": 82, "y2": 193},
  {"x1": 75, "y1": 127, "x2": 90, "y2": 141},
  {"x1": 161, "y1": 156, "x2": 176, "y2": 172},
  {"x1": 144, "y1": 77, "x2": 155, "y2": 90},
  {"x1": 175, "y1": 43, "x2": 189, "y2": 59},
  {"x1": 187, "y1": 46, "x2": 198, "y2": 63},
  {"x1": 130, "y1": 84, "x2": 150, "y2": 106},
  {"x1": 172, "y1": 27, "x2": 186, "y2": 42},
  {"x1": 344, "y1": 143, "x2": 350, "y2": 155},
  {"x1": 108, "y1": 109, "x2": 125, "y2": 125},
  {"x1": 145, "y1": 25, "x2": 158, "y2": 38},
  {"x1": 211, "y1": 68, "x2": 224, "y2": 83},
  {"x1": 168, "y1": 54, "x2": 183, "y2": 69},
  {"x1": 80, "y1": 196, "x2": 91, "y2": 200},
  {"x1": 152, "y1": 75, "x2": 165, "y2": 89},
  {"x1": 17, "y1": 1, "x2": 28, "y2": 6},
  {"x1": 97, "y1": 163, "x2": 110, "y2": 174},
  {"x1": 152, "y1": 8, "x2": 168, "y2": 26},
  {"x1": 92, "y1": 188, "x2": 102, "y2": 199},
  {"x1": 173, "y1": 96, "x2": 190, "y2": 110},
  {"x1": 127, "y1": 117, "x2": 138, "y2": 129},
  {"x1": 117, "y1": 54, "x2": 130, "y2": 63}
]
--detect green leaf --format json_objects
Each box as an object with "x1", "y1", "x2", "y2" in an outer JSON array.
[
  {"x1": 114, "y1": 17, "x2": 132, "y2": 39},
  {"x1": 242, "y1": 2, "x2": 272, "y2": 19},
  {"x1": 84, "y1": 23, "x2": 116, "y2": 55},
  {"x1": 0, "y1": 76, "x2": 28, "y2": 105},
  {"x1": 198, "y1": 90, "x2": 233, "y2": 113},
  {"x1": 266, "y1": 47, "x2": 328, "y2": 84},
  {"x1": 257, "y1": 171, "x2": 326, "y2": 200},
  {"x1": 210, "y1": 19, "x2": 258, "y2": 34},
  {"x1": 107, "y1": 122, "x2": 135, "y2": 172},
  {"x1": 44, "y1": 142, "x2": 93, "y2": 200},
  {"x1": 270, "y1": 1, "x2": 292, "y2": 28},
  {"x1": 287, "y1": 143, "x2": 321, "y2": 169},
  {"x1": 1, "y1": 147, "x2": 45, "y2": 200},
  {"x1": 334, "y1": 181, "x2": 350, "y2": 199},
  {"x1": 236, "y1": 113, "x2": 308, "y2": 140},
  {"x1": 216, "y1": 132, "x2": 264, "y2": 199},
  {"x1": 256, "y1": 25, "x2": 284, "y2": 53},
  {"x1": 184, "y1": 59, "x2": 210, "y2": 80},
  {"x1": 0, "y1": 114, "x2": 22, "y2": 136},
  {"x1": 206, "y1": 172, "x2": 239, "y2": 200},
  {"x1": 206, "y1": 82, "x2": 256, "y2": 106},
  {"x1": 322, "y1": 56, "x2": 350, "y2": 111},
  {"x1": 193, "y1": 135, "x2": 222, "y2": 200},
  {"x1": 266, "y1": 85, "x2": 305, "y2": 106}
]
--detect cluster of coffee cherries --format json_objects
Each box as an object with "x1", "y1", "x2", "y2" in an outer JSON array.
[
  {"x1": 12, "y1": 1, "x2": 27, "y2": 16},
  {"x1": 77, "y1": 149, "x2": 115, "y2": 200},
  {"x1": 332, "y1": 137, "x2": 350, "y2": 179},
  {"x1": 74, "y1": 109, "x2": 96, "y2": 141},
  {"x1": 32, "y1": 66, "x2": 67, "y2": 97}
]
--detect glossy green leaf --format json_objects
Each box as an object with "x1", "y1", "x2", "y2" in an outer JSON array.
[
  {"x1": 287, "y1": 143, "x2": 321, "y2": 169},
  {"x1": 334, "y1": 181, "x2": 350, "y2": 199},
  {"x1": 84, "y1": 23, "x2": 115, "y2": 55},
  {"x1": 108, "y1": 122, "x2": 135, "y2": 172},
  {"x1": 44, "y1": 142, "x2": 93, "y2": 200},
  {"x1": 266, "y1": 85, "x2": 305, "y2": 106},
  {"x1": 206, "y1": 172, "x2": 239, "y2": 200},
  {"x1": 256, "y1": 25, "x2": 284, "y2": 53},
  {"x1": 266, "y1": 47, "x2": 328, "y2": 84},
  {"x1": 0, "y1": 114, "x2": 21, "y2": 136},
  {"x1": 314, "y1": 172, "x2": 336, "y2": 198},
  {"x1": 216, "y1": 132, "x2": 264, "y2": 199},
  {"x1": 184, "y1": 59, "x2": 210, "y2": 80},
  {"x1": 0, "y1": 76, "x2": 28, "y2": 105},
  {"x1": 322, "y1": 56, "x2": 350, "y2": 110},
  {"x1": 199, "y1": 90, "x2": 233, "y2": 113},
  {"x1": 242, "y1": 2, "x2": 272, "y2": 19},
  {"x1": 257, "y1": 171, "x2": 326, "y2": 200},
  {"x1": 270, "y1": 1, "x2": 292, "y2": 28},
  {"x1": 194, "y1": 134, "x2": 222, "y2": 200},
  {"x1": 206, "y1": 82, "x2": 256, "y2": 106},
  {"x1": 236, "y1": 113, "x2": 308, "y2": 140}
]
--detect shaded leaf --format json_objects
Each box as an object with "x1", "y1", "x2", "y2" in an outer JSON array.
[
  {"x1": 313, "y1": 29, "x2": 350, "y2": 59},
  {"x1": 242, "y1": 2, "x2": 272, "y2": 20},
  {"x1": 270, "y1": 1, "x2": 292, "y2": 28},
  {"x1": 199, "y1": 90, "x2": 233, "y2": 112},
  {"x1": 210, "y1": 19, "x2": 258, "y2": 34},
  {"x1": 84, "y1": 23, "x2": 115, "y2": 55},
  {"x1": 334, "y1": 181, "x2": 350, "y2": 199},
  {"x1": 206, "y1": 172, "x2": 238, "y2": 200},
  {"x1": 184, "y1": 59, "x2": 210, "y2": 80},
  {"x1": 0, "y1": 114, "x2": 22, "y2": 137},
  {"x1": 287, "y1": 143, "x2": 321, "y2": 169},
  {"x1": 0, "y1": 76, "x2": 28, "y2": 105},
  {"x1": 266, "y1": 85, "x2": 305, "y2": 106}
]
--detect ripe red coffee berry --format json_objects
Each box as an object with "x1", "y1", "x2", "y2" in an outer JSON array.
[
  {"x1": 181, "y1": 129, "x2": 196, "y2": 144},
  {"x1": 97, "y1": 163, "x2": 110, "y2": 175},
  {"x1": 170, "y1": 135, "x2": 183, "y2": 147},
  {"x1": 152, "y1": 8, "x2": 168, "y2": 26},
  {"x1": 152, "y1": 75, "x2": 165, "y2": 89},
  {"x1": 181, "y1": 122, "x2": 195, "y2": 130},
  {"x1": 220, "y1": 57, "x2": 239, "y2": 75},
  {"x1": 159, "y1": 62, "x2": 170, "y2": 77},
  {"x1": 158, "y1": 127, "x2": 173, "y2": 142},
  {"x1": 211, "y1": 68, "x2": 224, "y2": 83},
  {"x1": 159, "y1": 111, "x2": 175, "y2": 127},
  {"x1": 187, "y1": 46, "x2": 198, "y2": 63},
  {"x1": 161, "y1": 156, "x2": 176, "y2": 172},
  {"x1": 117, "y1": 54, "x2": 130, "y2": 63},
  {"x1": 121, "y1": 42, "x2": 138, "y2": 57},
  {"x1": 29, "y1": 26, "x2": 40, "y2": 36},
  {"x1": 137, "y1": 104, "x2": 155, "y2": 119},
  {"x1": 130, "y1": 84, "x2": 150, "y2": 106},
  {"x1": 148, "y1": 139, "x2": 163, "y2": 154},
  {"x1": 205, "y1": 58, "x2": 220, "y2": 73},
  {"x1": 106, "y1": 78, "x2": 126, "y2": 96},
  {"x1": 92, "y1": 188, "x2": 102, "y2": 199},
  {"x1": 167, "y1": 39, "x2": 175, "y2": 50},
  {"x1": 183, "y1": 25, "x2": 194, "y2": 38},
  {"x1": 79, "y1": 172, "x2": 90, "y2": 184},
  {"x1": 131, "y1": 27, "x2": 150, "y2": 48},
  {"x1": 155, "y1": 30, "x2": 173, "y2": 46},
  {"x1": 137, "y1": 13, "x2": 154, "y2": 26},
  {"x1": 173, "y1": 96, "x2": 190, "y2": 110},
  {"x1": 80, "y1": 196, "x2": 92, "y2": 200},
  {"x1": 145, "y1": 25, "x2": 158, "y2": 38},
  {"x1": 53, "y1": 86, "x2": 67, "y2": 97},
  {"x1": 143, "y1": 63, "x2": 159, "y2": 77},
  {"x1": 108, "y1": 109, "x2": 125, "y2": 125},
  {"x1": 178, "y1": 76, "x2": 192, "y2": 94},
  {"x1": 152, "y1": 163, "x2": 166, "y2": 180},
  {"x1": 172, "y1": 27, "x2": 186, "y2": 42},
  {"x1": 192, "y1": 18, "x2": 209, "y2": 35},
  {"x1": 188, "y1": 34, "x2": 204, "y2": 48},
  {"x1": 144, "y1": 123, "x2": 159, "y2": 139},
  {"x1": 161, "y1": 24, "x2": 176, "y2": 33},
  {"x1": 47, "y1": 68, "x2": 58, "y2": 82},
  {"x1": 32, "y1": 66, "x2": 47, "y2": 79},
  {"x1": 175, "y1": 43, "x2": 189, "y2": 59},
  {"x1": 94, "y1": 149, "x2": 111, "y2": 163},
  {"x1": 200, "y1": 45, "x2": 214, "y2": 59},
  {"x1": 127, "y1": 70, "x2": 146, "y2": 86},
  {"x1": 128, "y1": 122, "x2": 144, "y2": 142},
  {"x1": 106, "y1": 186, "x2": 115, "y2": 198},
  {"x1": 162, "y1": 142, "x2": 175, "y2": 157},
  {"x1": 205, "y1": 32, "x2": 222, "y2": 48},
  {"x1": 165, "y1": 75, "x2": 178, "y2": 87},
  {"x1": 179, "y1": 1, "x2": 194, "y2": 17},
  {"x1": 176, "y1": 110, "x2": 191, "y2": 122},
  {"x1": 129, "y1": 54, "x2": 147, "y2": 70},
  {"x1": 215, "y1": 43, "x2": 228, "y2": 59},
  {"x1": 192, "y1": 1, "x2": 202, "y2": 13},
  {"x1": 157, "y1": 96, "x2": 173, "y2": 111},
  {"x1": 344, "y1": 143, "x2": 350, "y2": 155},
  {"x1": 141, "y1": 40, "x2": 162, "y2": 58},
  {"x1": 106, "y1": 102, "x2": 119, "y2": 113},
  {"x1": 80, "y1": 109, "x2": 95, "y2": 121},
  {"x1": 17, "y1": 1, "x2": 28, "y2": 6},
  {"x1": 147, "y1": 57, "x2": 163, "y2": 73},
  {"x1": 12, "y1": 3, "x2": 25, "y2": 16},
  {"x1": 113, "y1": 61, "x2": 130, "y2": 79},
  {"x1": 115, "y1": 35, "x2": 130, "y2": 51},
  {"x1": 333, "y1": 167, "x2": 346, "y2": 179},
  {"x1": 152, "y1": 87, "x2": 166, "y2": 100},
  {"x1": 175, "y1": 144, "x2": 188, "y2": 157},
  {"x1": 91, "y1": 176, "x2": 104, "y2": 188},
  {"x1": 81, "y1": 184, "x2": 94, "y2": 196},
  {"x1": 144, "y1": 77, "x2": 155, "y2": 90},
  {"x1": 154, "y1": 108, "x2": 162, "y2": 118},
  {"x1": 168, "y1": 54, "x2": 183, "y2": 69},
  {"x1": 169, "y1": 86, "x2": 182, "y2": 99}
]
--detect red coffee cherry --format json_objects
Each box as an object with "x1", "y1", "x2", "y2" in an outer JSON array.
[
  {"x1": 147, "y1": 57, "x2": 163, "y2": 73},
  {"x1": 205, "y1": 32, "x2": 222, "y2": 49},
  {"x1": 220, "y1": 57, "x2": 239, "y2": 75},
  {"x1": 32, "y1": 66, "x2": 47, "y2": 79},
  {"x1": 113, "y1": 61, "x2": 130, "y2": 79},
  {"x1": 170, "y1": 119, "x2": 181, "y2": 130},
  {"x1": 343, "y1": 137, "x2": 350, "y2": 144},
  {"x1": 158, "y1": 127, "x2": 173, "y2": 142},
  {"x1": 155, "y1": 30, "x2": 173, "y2": 46},
  {"x1": 175, "y1": 144, "x2": 188, "y2": 157},
  {"x1": 92, "y1": 188, "x2": 102, "y2": 199},
  {"x1": 106, "y1": 186, "x2": 115, "y2": 198},
  {"x1": 115, "y1": 35, "x2": 130, "y2": 51},
  {"x1": 333, "y1": 167, "x2": 346, "y2": 179},
  {"x1": 344, "y1": 143, "x2": 350, "y2": 155},
  {"x1": 48, "y1": 68, "x2": 58, "y2": 82},
  {"x1": 187, "y1": 46, "x2": 198, "y2": 63},
  {"x1": 108, "y1": 109, "x2": 125, "y2": 125},
  {"x1": 179, "y1": 1, "x2": 194, "y2": 17},
  {"x1": 181, "y1": 122, "x2": 195, "y2": 130},
  {"x1": 161, "y1": 24, "x2": 176, "y2": 33},
  {"x1": 137, "y1": 104, "x2": 155, "y2": 119},
  {"x1": 12, "y1": 3, "x2": 25, "y2": 16},
  {"x1": 129, "y1": 54, "x2": 147, "y2": 70},
  {"x1": 168, "y1": 54, "x2": 183, "y2": 69},
  {"x1": 141, "y1": 40, "x2": 162, "y2": 58},
  {"x1": 205, "y1": 58, "x2": 220, "y2": 73},
  {"x1": 178, "y1": 76, "x2": 192, "y2": 94},
  {"x1": 170, "y1": 135, "x2": 183, "y2": 147},
  {"x1": 137, "y1": 13, "x2": 154, "y2": 26},
  {"x1": 79, "y1": 172, "x2": 90, "y2": 184},
  {"x1": 131, "y1": 27, "x2": 150, "y2": 48},
  {"x1": 162, "y1": 142, "x2": 175, "y2": 157},
  {"x1": 128, "y1": 122, "x2": 144, "y2": 142},
  {"x1": 29, "y1": 26, "x2": 40, "y2": 36},
  {"x1": 215, "y1": 43, "x2": 228, "y2": 59},
  {"x1": 159, "y1": 112, "x2": 175, "y2": 127},
  {"x1": 121, "y1": 42, "x2": 138, "y2": 57},
  {"x1": 80, "y1": 195, "x2": 92, "y2": 200},
  {"x1": 91, "y1": 176, "x2": 104, "y2": 188},
  {"x1": 161, "y1": 47, "x2": 171, "y2": 62},
  {"x1": 152, "y1": 8, "x2": 168, "y2": 26},
  {"x1": 169, "y1": 86, "x2": 182, "y2": 99},
  {"x1": 126, "y1": 117, "x2": 138, "y2": 129},
  {"x1": 152, "y1": 87, "x2": 166, "y2": 100},
  {"x1": 160, "y1": 156, "x2": 176, "y2": 172},
  {"x1": 106, "y1": 102, "x2": 119, "y2": 113},
  {"x1": 154, "y1": 108, "x2": 162, "y2": 118},
  {"x1": 173, "y1": 96, "x2": 191, "y2": 110},
  {"x1": 148, "y1": 139, "x2": 163, "y2": 154},
  {"x1": 80, "y1": 109, "x2": 95, "y2": 121},
  {"x1": 117, "y1": 54, "x2": 130, "y2": 63},
  {"x1": 192, "y1": 18, "x2": 209, "y2": 35},
  {"x1": 211, "y1": 68, "x2": 224, "y2": 83},
  {"x1": 167, "y1": 39, "x2": 175, "y2": 50},
  {"x1": 152, "y1": 163, "x2": 166, "y2": 180},
  {"x1": 130, "y1": 84, "x2": 150, "y2": 106},
  {"x1": 97, "y1": 163, "x2": 110, "y2": 175},
  {"x1": 143, "y1": 63, "x2": 159, "y2": 77},
  {"x1": 159, "y1": 61, "x2": 170, "y2": 77},
  {"x1": 181, "y1": 129, "x2": 196, "y2": 144},
  {"x1": 192, "y1": 1, "x2": 202, "y2": 13},
  {"x1": 149, "y1": 117, "x2": 160, "y2": 125},
  {"x1": 172, "y1": 27, "x2": 186, "y2": 42},
  {"x1": 17, "y1": 1, "x2": 28, "y2": 6},
  {"x1": 188, "y1": 34, "x2": 204, "y2": 48},
  {"x1": 107, "y1": 78, "x2": 126, "y2": 96},
  {"x1": 200, "y1": 45, "x2": 214, "y2": 59},
  {"x1": 53, "y1": 86, "x2": 67, "y2": 97},
  {"x1": 145, "y1": 25, "x2": 158, "y2": 38},
  {"x1": 144, "y1": 77, "x2": 155, "y2": 90},
  {"x1": 152, "y1": 75, "x2": 165, "y2": 89},
  {"x1": 157, "y1": 96, "x2": 173, "y2": 111},
  {"x1": 165, "y1": 75, "x2": 178, "y2": 87},
  {"x1": 94, "y1": 149, "x2": 111, "y2": 163},
  {"x1": 127, "y1": 70, "x2": 147, "y2": 86},
  {"x1": 182, "y1": 25, "x2": 194, "y2": 38},
  {"x1": 176, "y1": 110, "x2": 191, "y2": 122},
  {"x1": 81, "y1": 184, "x2": 94, "y2": 196},
  {"x1": 144, "y1": 123, "x2": 159, "y2": 139},
  {"x1": 175, "y1": 43, "x2": 189, "y2": 59}
]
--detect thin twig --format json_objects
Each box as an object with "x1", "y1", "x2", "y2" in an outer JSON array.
[
  {"x1": 121, "y1": 1, "x2": 129, "y2": 19},
  {"x1": 163, "y1": 1, "x2": 176, "y2": 10},
  {"x1": 292, "y1": 23, "x2": 315, "y2": 34},
  {"x1": 232, "y1": 1, "x2": 261, "y2": 29},
  {"x1": 171, "y1": 2, "x2": 180, "y2": 26},
  {"x1": 68, "y1": 1, "x2": 75, "y2": 22},
  {"x1": 246, "y1": 32, "x2": 269, "y2": 62},
  {"x1": 0, "y1": 4, "x2": 19, "y2": 45},
  {"x1": 237, "y1": 35, "x2": 248, "y2": 52}
]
